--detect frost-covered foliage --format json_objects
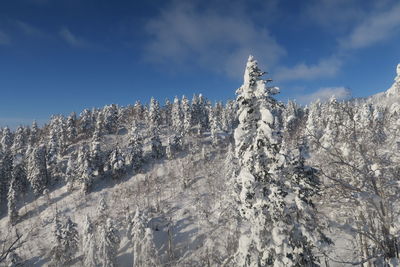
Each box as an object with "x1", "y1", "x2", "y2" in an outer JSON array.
[
  {"x1": 127, "y1": 122, "x2": 144, "y2": 171},
  {"x1": 234, "y1": 56, "x2": 326, "y2": 266},
  {"x1": 50, "y1": 214, "x2": 79, "y2": 266},
  {"x1": 7, "y1": 178, "x2": 18, "y2": 225},
  {"x1": 99, "y1": 218, "x2": 120, "y2": 267},
  {"x1": 108, "y1": 145, "x2": 126, "y2": 179},
  {"x1": 27, "y1": 144, "x2": 48, "y2": 196},
  {"x1": 1, "y1": 58, "x2": 400, "y2": 267},
  {"x1": 82, "y1": 215, "x2": 97, "y2": 267}
]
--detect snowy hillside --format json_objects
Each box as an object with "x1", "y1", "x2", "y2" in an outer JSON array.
[{"x1": 1, "y1": 57, "x2": 400, "y2": 267}]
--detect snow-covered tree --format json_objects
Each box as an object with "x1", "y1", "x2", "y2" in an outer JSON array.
[
  {"x1": 11, "y1": 127, "x2": 26, "y2": 156},
  {"x1": 129, "y1": 208, "x2": 151, "y2": 266},
  {"x1": 171, "y1": 96, "x2": 183, "y2": 133},
  {"x1": 150, "y1": 130, "x2": 163, "y2": 160},
  {"x1": 1, "y1": 127, "x2": 13, "y2": 152},
  {"x1": 7, "y1": 178, "x2": 18, "y2": 225},
  {"x1": 50, "y1": 215, "x2": 79, "y2": 266},
  {"x1": 209, "y1": 107, "x2": 221, "y2": 146},
  {"x1": 97, "y1": 197, "x2": 108, "y2": 224},
  {"x1": 148, "y1": 97, "x2": 161, "y2": 128},
  {"x1": 103, "y1": 104, "x2": 119, "y2": 134},
  {"x1": 99, "y1": 218, "x2": 120, "y2": 267},
  {"x1": 65, "y1": 155, "x2": 76, "y2": 192},
  {"x1": 163, "y1": 98, "x2": 173, "y2": 128},
  {"x1": 108, "y1": 145, "x2": 125, "y2": 179},
  {"x1": 182, "y1": 95, "x2": 192, "y2": 136},
  {"x1": 234, "y1": 56, "x2": 325, "y2": 266},
  {"x1": 82, "y1": 215, "x2": 98, "y2": 267},
  {"x1": 77, "y1": 145, "x2": 94, "y2": 194},
  {"x1": 29, "y1": 121, "x2": 39, "y2": 147},
  {"x1": 90, "y1": 130, "x2": 104, "y2": 176},
  {"x1": 140, "y1": 228, "x2": 160, "y2": 266},
  {"x1": 62, "y1": 217, "x2": 79, "y2": 263},
  {"x1": 27, "y1": 144, "x2": 48, "y2": 196},
  {"x1": 79, "y1": 109, "x2": 94, "y2": 138},
  {"x1": 127, "y1": 122, "x2": 143, "y2": 171},
  {"x1": 66, "y1": 112, "x2": 77, "y2": 145}
]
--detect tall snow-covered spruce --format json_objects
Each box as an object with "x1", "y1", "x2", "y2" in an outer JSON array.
[{"x1": 233, "y1": 56, "x2": 325, "y2": 266}]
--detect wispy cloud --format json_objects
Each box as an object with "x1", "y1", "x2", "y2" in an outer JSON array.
[
  {"x1": 144, "y1": 1, "x2": 285, "y2": 78},
  {"x1": 59, "y1": 27, "x2": 89, "y2": 48},
  {"x1": 275, "y1": 57, "x2": 342, "y2": 82},
  {"x1": 0, "y1": 30, "x2": 11, "y2": 45},
  {"x1": 339, "y1": 2, "x2": 400, "y2": 49},
  {"x1": 295, "y1": 86, "x2": 351, "y2": 105},
  {"x1": 15, "y1": 20, "x2": 46, "y2": 37}
]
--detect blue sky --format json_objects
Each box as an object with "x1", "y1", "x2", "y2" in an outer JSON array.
[{"x1": 1, "y1": 0, "x2": 400, "y2": 127}]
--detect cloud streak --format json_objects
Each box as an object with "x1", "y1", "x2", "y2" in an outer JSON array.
[
  {"x1": 296, "y1": 87, "x2": 351, "y2": 105},
  {"x1": 0, "y1": 30, "x2": 11, "y2": 45},
  {"x1": 59, "y1": 27, "x2": 89, "y2": 48},
  {"x1": 340, "y1": 2, "x2": 400, "y2": 49},
  {"x1": 144, "y1": 1, "x2": 285, "y2": 78},
  {"x1": 275, "y1": 57, "x2": 342, "y2": 82}
]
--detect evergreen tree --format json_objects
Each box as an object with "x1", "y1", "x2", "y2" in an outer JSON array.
[
  {"x1": 7, "y1": 178, "x2": 18, "y2": 226},
  {"x1": 50, "y1": 215, "x2": 79, "y2": 266},
  {"x1": 171, "y1": 96, "x2": 183, "y2": 133},
  {"x1": 79, "y1": 109, "x2": 94, "y2": 138},
  {"x1": 65, "y1": 155, "x2": 76, "y2": 192},
  {"x1": 182, "y1": 95, "x2": 192, "y2": 136},
  {"x1": 27, "y1": 144, "x2": 48, "y2": 196},
  {"x1": 98, "y1": 196, "x2": 108, "y2": 224},
  {"x1": 128, "y1": 122, "x2": 143, "y2": 171},
  {"x1": 103, "y1": 104, "x2": 119, "y2": 134},
  {"x1": 164, "y1": 98, "x2": 173, "y2": 128},
  {"x1": 109, "y1": 145, "x2": 125, "y2": 179},
  {"x1": 77, "y1": 145, "x2": 94, "y2": 194},
  {"x1": 233, "y1": 55, "x2": 282, "y2": 266},
  {"x1": 99, "y1": 218, "x2": 121, "y2": 267},
  {"x1": 148, "y1": 97, "x2": 161, "y2": 128},
  {"x1": 11, "y1": 127, "x2": 26, "y2": 156},
  {"x1": 90, "y1": 130, "x2": 104, "y2": 176},
  {"x1": 82, "y1": 215, "x2": 98, "y2": 267},
  {"x1": 29, "y1": 121, "x2": 39, "y2": 147},
  {"x1": 1, "y1": 127, "x2": 13, "y2": 152},
  {"x1": 209, "y1": 107, "x2": 221, "y2": 146},
  {"x1": 234, "y1": 56, "x2": 325, "y2": 266},
  {"x1": 62, "y1": 217, "x2": 79, "y2": 263},
  {"x1": 66, "y1": 112, "x2": 77, "y2": 145}
]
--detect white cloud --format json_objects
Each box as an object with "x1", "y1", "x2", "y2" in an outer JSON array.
[
  {"x1": 144, "y1": 1, "x2": 285, "y2": 78},
  {"x1": 0, "y1": 30, "x2": 11, "y2": 45},
  {"x1": 15, "y1": 20, "x2": 45, "y2": 37},
  {"x1": 340, "y1": 2, "x2": 400, "y2": 49},
  {"x1": 274, "y1": 57, "x2": 342, "y2": 82},
  {"x1": 59, "y1": 27, "x2": 89, "y2": 48},
  {"x1": 305, "y1": 0, "x2": 366, "y2": 32},
  {"x1": 295, "y1": 87, "x2": 351, "y2": 104}
]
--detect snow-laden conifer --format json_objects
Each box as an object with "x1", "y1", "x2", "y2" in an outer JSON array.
[
  {"x1": 182, "y1": 95, "x2": 192, "y2": 136},
  {"x1": 90, "y1": 130, "x2": 104, "y2": 176},
  {"x1": 7, "y1": 178, "x2": 18, "y2": 226},
  {"x1": 171, "y1": 96, "x2": 183, "y2": 133},
  {"x1": 128, "y1": 122, "x2": 143, "y2": 171},
  {"x1": 99, "y1": 218, "x2": 120, "y2": 267},
  {"x1": 108, "y1": 145, "x2": 125, "y2": 179},
  {"x1": 27, "y1": 144, "x2": 48, "y2": 196},
  {"x1": 82, "y1": 215, "x2": 98, "y2": 267}
]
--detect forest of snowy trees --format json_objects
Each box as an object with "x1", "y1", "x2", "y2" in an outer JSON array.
[{"x1": 0, "y1": 56, "x2": 400, "y2": 266}]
